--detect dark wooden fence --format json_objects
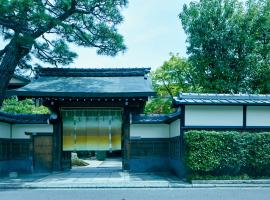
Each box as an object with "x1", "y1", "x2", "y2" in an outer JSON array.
[{"x1": 0, "y1": 139, "x2": 31, "y2": 161}]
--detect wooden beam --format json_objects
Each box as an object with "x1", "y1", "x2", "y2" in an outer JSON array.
[
  {"x1": 122, "y1": 107, "x2": 131, "y2": 170},
  {"x1": 180, "y1": 105, "x2": 185, "y2": 159},
  {"x1": 243, "y1": 105, "x2": 247, "y2": 127}
]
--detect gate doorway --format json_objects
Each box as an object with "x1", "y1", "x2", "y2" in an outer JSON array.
[
  {"x1": 33, "y1": 135, "x2": 53, "y2": 172},
  {"x1": 61, "y1": 108, "x2": 123, "y2": 171}
]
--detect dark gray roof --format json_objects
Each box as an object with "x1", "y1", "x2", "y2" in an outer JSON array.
[
  {"x1": 37, "y1": 67, "x2": 151, "y2": 77},
  {"x1": 173, "y1": 93, "x2": 270, "y2": 106},
  {"x1": 0, "y1": 111, "x2": 49, "y2": 124},
  {"x1": 8, "y1": 74, "x2": 30, "y2": 89},
  {"x1": 132, "y1": 112, "x2": 180, "y2": 124},
  {"x1": 7, "y1": 68, "x2": 155, "y2": 98},
  {"x1": 12, "y1": 74, "x2": 30, "y2": 83}
]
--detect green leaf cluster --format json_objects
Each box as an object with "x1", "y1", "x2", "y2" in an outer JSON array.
[
  {"x1": 185, "y1": 130, "x2": 270, "y2": 177},
  {"x1": 151, "y1": 53, "x2": 198, "y2": 97},
  {"x1": 145, "y1": 53, "x2": 200, "y2": 114},
  {"x1": 144, "y1": 97, "x2": 173, "y2": 114},
  {"x1": 180, "y1": 0, "x2": 270, "y2": 93},
  {"x1": 1, "y1": 97, "x2": 50, "y2": 114},
  {"x1": 0, "y1": 0, "x2": 128, "y2": 68}
]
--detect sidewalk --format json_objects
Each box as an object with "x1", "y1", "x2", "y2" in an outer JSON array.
[
  {"x1": 0, "y1": 171, "x2": 188, "y2": 189},
  {"x1": 1, "y1": 159, "x2": 270, "y2": 189},
  {"x1": 0, "y1": 158, "x2": 187, "y2": 188},
  {"x1": 1, "y1": 173, "x2": 270, "y2": 189}
]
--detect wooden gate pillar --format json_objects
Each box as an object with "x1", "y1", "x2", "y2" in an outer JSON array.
[
  {"x1": 48, "y1": 105, "x2": 62, "y2": 171},
  {"x1": 52, "y1": 116, "x2": 62, "y2": 171},
  {"x1": 122, "y1": 108, "x2": 130, "y2": 170}
]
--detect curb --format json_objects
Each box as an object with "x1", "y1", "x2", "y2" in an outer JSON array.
[
  {"x1": 0, "y1": 182, "x2": 191, "y2": 189},
  {"x1": 192, "y1": 184, "x2": 270, "y2": 188},
  {"x1": 192, "y1": 179, "x2": 270, "y2": 184},
  {"x1": 1, "y1": 182, "x2": 270, "y2": 189}
]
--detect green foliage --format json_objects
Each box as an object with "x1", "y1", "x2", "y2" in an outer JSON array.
[
  {"x1": 151, "y1": 53, "x2": 198, "y2": 97},
  {"x1": 95, "y1": 151, "x2": 106, "y2": 161},
  {"x1": 1, "y1": 97, "x2": 50, "y2": 114},
  {"x1": 245, "y1": 133, "x2": 270, "y2": 176},
  {"x1": 184, "y1": 130, "x2": 270, "y2": 177},
  {"x1": 0, "y1": 0, "x2": 128, "y2": 68},
  {"x1": 144, "y1": 97, "x2": 173, "y2": 114},
  {"x1": 145, "y1": 54, "x2": 199, "y2": 114},
  {"x1": 180, "y1": 0, "x2": 270, "y2": 93}
]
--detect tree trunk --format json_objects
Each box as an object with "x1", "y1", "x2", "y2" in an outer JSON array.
[{"x1": 0, "y1": 37, "x2": 32, "y2": 107}]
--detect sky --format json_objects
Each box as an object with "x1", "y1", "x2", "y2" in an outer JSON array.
[
  {"x1": 70, "y1": 0, "x2": 194, "y2": 70},
  {"x1": 0, "y1": 0, "x2": 194, "y2": 70}
]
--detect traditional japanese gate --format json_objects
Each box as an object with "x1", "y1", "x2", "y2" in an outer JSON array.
[
  {"x1": 9, "y1": 67, "x2": 155, "y2": 171},
  {"x1": 62, "y1": 108, "x2": 122, "y2": 151}
]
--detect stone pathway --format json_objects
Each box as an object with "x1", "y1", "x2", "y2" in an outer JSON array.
[
  {"x1": 2, "y1": 159, "x2": 270, "y2": 189},
  {"x1": 0, "y1": 158, "x2": 187, "y2": 188}
]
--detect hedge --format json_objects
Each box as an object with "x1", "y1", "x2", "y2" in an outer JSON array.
[{"x1": 184, "y1": 130, "x2": 270, "y2": 177}]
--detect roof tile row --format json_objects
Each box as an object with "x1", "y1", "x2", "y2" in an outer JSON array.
[
  {"x1": 173, "y1": 93, "x2": 270, "y2": 105},
  {"x1": 0, "y1": 111, "x2": 49, "y2": 124}
]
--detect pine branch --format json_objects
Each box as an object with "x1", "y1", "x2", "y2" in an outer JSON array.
[
  {"x1": 0, "y1": 47, "x2": 7, "y2": 57},
  {"x1": 0, "y1": 17, "x2": 30, "y2": 34},
  {"x1": 32, "y1": 0, "x2": 78, "y2": 38}
]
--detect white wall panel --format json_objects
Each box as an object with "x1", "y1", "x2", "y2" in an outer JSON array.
[
  {"x1": 169, "y1": 119, "x2": 180, "y2": 137},
  {"x1": 130, "y1": 124, "x2": 169, "y2": 138},
  {"x1": 185, "y1": 105, "x2": 243, "y2": 126},
  {"x1": 247, "y1": 106, "x2": 270, "y2": 126},
  {"x1": 0, "y1": 122, "x2": 11, "y2": 138},
  {"x1": 12, "y1": 124, "x2": 53, "y2": 139}
]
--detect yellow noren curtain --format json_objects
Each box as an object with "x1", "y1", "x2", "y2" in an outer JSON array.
[{"x1": 62, "y1": 109, "x2": 122, "y2": 151}]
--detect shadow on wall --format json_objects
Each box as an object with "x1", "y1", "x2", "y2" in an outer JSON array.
[{"x1": 0, "y1": 160, "x2": 32, "y2": 175}]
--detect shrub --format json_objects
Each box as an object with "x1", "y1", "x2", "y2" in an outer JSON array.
[
  {"x1": 184, "y1": 130, "x2": 270, "y2": 177},
  {"x1": 95, "y1": 151, "x2": 107, "y2": 161},
  {"x1": 2, "y1": 97, "x2": 49, "y2": 114},
  {"x1": 245, "y1": 133, "x2": 270, "y2": 176}
]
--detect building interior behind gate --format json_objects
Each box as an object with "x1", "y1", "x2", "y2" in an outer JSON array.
[{"x1": 62, "y1": 108, "x2": 123, "y2": 170}]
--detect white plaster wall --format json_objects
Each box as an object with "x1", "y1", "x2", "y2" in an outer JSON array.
[
  {"x1": 0, "y1": 122, "x2": 11, "y2": 138},
  {"x1": 12, "y1": 124, "x2": 53, "y2": 139},
  {"x1": 130, "y1": 124, "x2": 169, "y2": 138},
  {"x1": 169, "y1": 119, "x2": 180, "y2": 138},
  {"x1": 247, "y1": 106, "x2": 270, "y2": 126},
  {"x1": 185, "y1": 105, "x2": 243, "y2": 126}
]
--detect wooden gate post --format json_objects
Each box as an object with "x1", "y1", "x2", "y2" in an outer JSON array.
[
  {"x1": 52, "y1": 117, "x2": 62, "y2": 171},
  {"x1": 48, "y1": 104, "x2": 62, "y2": 172},
  {"x1": 122, "y1": 108, "x2": 130, "y2": 170}
]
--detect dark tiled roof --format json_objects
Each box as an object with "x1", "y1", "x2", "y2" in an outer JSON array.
[
  {"x1": 0, "y1": 111, "x2": 49, "y2": 124},
  {"x1": 8, "y1": 68, "x2": 155, "y2": 98},
  {"x1": 173, "y1": 93, "x2": 270, "y2": 106},
  {"x1": 12, "y1": 74, "x2": 30, "y2": 83},
  {"x1": 37, "y1": 67, "x2": 151, "y2": 77},
  {"x1": 132, "y1": 112, "x2": 180, "y2": 124}
]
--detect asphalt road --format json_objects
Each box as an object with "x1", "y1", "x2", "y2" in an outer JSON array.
[{"x1": 1, "y1": 188, "x2": 270, "y2": 200}]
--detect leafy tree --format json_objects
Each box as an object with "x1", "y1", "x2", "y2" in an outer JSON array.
[
  {"x1": 247, "y1": 1, "x2": 270, "y2": 93},
  {"x1": 0, "y1": 0, "x2": 128, "y2": 106},
  {"x1": 151, "y1": 53, "x2": 197, "y2": 98},
  {"x1": 1, "y1": 97, "x2": 50, "y2": 114},
  {"x1": 179, "y1": 0, "x2": 270, "y2": 93},
  {"x1": 145, "y1": 54, "x2": 198, "y2": 114},
  {"x1": 144, "y1": 97, "x2": 173, "y2": 114}
]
